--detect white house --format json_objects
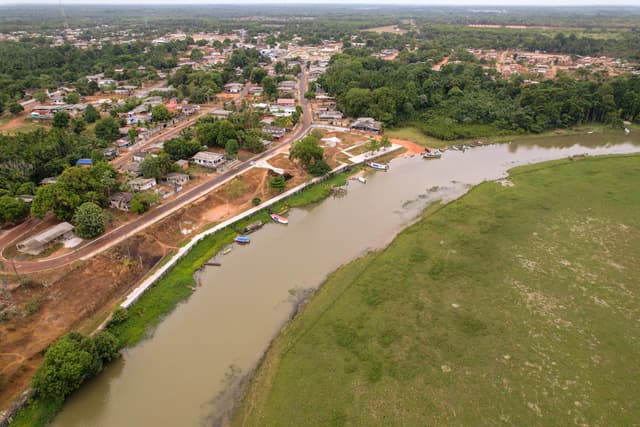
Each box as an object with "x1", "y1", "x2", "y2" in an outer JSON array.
[{"x1": 192, "y1": 151, "x2": 226, "y2": 169}]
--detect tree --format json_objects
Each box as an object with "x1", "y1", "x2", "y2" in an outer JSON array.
[
  {"x1": 380, "y1": 135, "x2": 392, "y2": 149},
  {"x1": 269, "y1": 175, "x2": 286, "y2": 192},
  {"x1": 128, "y1": 128, "x2": 137, "y2": 145},
  {"x1": 163, "y1": 137, "x2": 202, "y2": 160},
  {"x1": 130, "y1": 191, "x2": 160, "y2": 214},
  {"x1": 289, "y1": 135, "x2": 324, "y2": 170},
  {"x1": 94, "y1": 116, "x2": 120, "y2": 142},
  {"x1": 0, "y1": 196, "x2": 29, "y2": 225},
  {"x1": 9, "y1": 103, "x2": 23, "y2": 115},
  {"x1": 140, "y1": 153, "x2": 173, "y2": 179},
  {"x1": 226, "y1": 178, "x2": 247, "y2": 199},
  {"x1": 365, "y1": 137, "x2": 380, "y2": 153},
  {"x1": 262, "y1": 76, "x2": 277, "y2": 99},
  {"x1": 225, "y1": 139, "x2": 239, "y2": 157},
  {"x1": 250, "y1": 67, "x2": 267, "y2": 84},
  {"x1": 190, "y1": 48, "x2": 204, "y2": 61},
  {"x1": 84, "y1": 104, "x2": 100, "y2": 123},
  {"x1": 52, "y1": 111, "x2": 71, "y2": 129},
  {"x1": 33, "y1": 91, "x2": 48, "y2": 103},
  {"x1": 308, "y1": 159, "x2": 331, "y2": 176},
  {"x1": 151, "y1": 104, "x2": 171, "y2": 122},
  {"x1": 65, "y1": 92, "x2": 80, "y2": 104},
  {"x1": 32, "y1": 332, "x2": 101, "y2": 399},
  {"x1": 73, "y1": 202, "x2": 105, "y2": 239},
  {"x1": 92, "y1": 331, "x2": 120, "y2": 363},
  {"x1": 71, "y1": 118, "x2": 86, "y2": 134}
]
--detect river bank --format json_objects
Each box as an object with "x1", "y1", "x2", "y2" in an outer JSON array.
[
  {"x1": 232, "y1": 153, "x2": 640, "y2": 426},
  {"x1": 7, "y1": 168, "x2": 358, "y2": 427},
  {"x1": 14, "y1": 132, "x2": 640, "y2": 427},
  {"x1": 386, "y1": 122, "x2": 632, "y2": 149}
]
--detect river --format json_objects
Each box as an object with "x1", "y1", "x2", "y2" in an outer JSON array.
[{"x1": 52, "y1": 133, "x2": 640, "y2": 427}]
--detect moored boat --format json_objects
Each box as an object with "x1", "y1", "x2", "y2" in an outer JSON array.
[
  {"x1": 270, "y1": 213, "x2": 289, "y2": 224},
  {"x1": 422, "y1": 149, "x2": 442, "y2": 159},
  {"x1": 357, "y1": 176, "x2": 367, "y2": 184},
  {"x1": 244, "y1": 220, "x2": 264, "y2": 233},
  {"x1": 234, "y1": 236, "x2": 251, "y2": 244},
  {"x1": 367, "y1": 162, "x2": 388, "y2": 170}
]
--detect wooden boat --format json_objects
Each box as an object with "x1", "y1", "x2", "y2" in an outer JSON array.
[
  {"x1": 234, "y1": 236, "x2": 251, "y2": 244},
  {"x1": 367, "y1": 162, "x2": 388, "y2": 170},
  {"x1": 244, "y1": 220, "x2": 264, "y2": 233},
  {"x1": 270, "y1": 213, "x2": 289, "y2": 224}
]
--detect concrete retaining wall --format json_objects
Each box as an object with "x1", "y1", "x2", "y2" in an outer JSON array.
[{"x1": 119, "y1": 145, "x2": 402, "y2": 309}]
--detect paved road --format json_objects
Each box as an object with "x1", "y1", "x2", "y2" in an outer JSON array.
[{"x1": 5, "y1": 72, "x2": 311, "y2": 274}]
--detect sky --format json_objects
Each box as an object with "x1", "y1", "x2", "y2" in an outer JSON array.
[{"x1": 2, "y1": 0, "x2": 640, "y2": 5}]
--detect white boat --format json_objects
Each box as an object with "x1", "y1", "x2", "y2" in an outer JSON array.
[
  {"x1": 270, "y1": 213, "x2": 289, "y2": 224},
  {"x1": 624, "y1": 128, "x2": 630, "y2": 134},
  {"x1": 357, "y1": 176, "x2": 367, "y2": 184},
  {"x1": 367, "y1": 162, "x2": 388, "y2": 170},
  {"x1": 422, "y1": 149, "x2": 442, "y2": 159}
]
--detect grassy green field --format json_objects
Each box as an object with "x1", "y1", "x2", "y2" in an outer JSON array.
[
  {"x1": 234, "y1": 154, "x2": 640, "y2": 426},
  {"x1": 387, "y1": 123, "x2": 619, "y2": 148}
]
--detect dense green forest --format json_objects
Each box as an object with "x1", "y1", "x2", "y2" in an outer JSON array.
[
  {"x1": 0, "y1": 39, "x2": 188, "y2": 108},
  {"x1": 319, "y1": 53, "x2": 640, "y2": 139}
]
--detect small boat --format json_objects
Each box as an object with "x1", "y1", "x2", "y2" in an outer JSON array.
[
  {"x1": 624, "y1": 128, "x2": 630, "y2": 134},
  {"x1": 222, "y1": 247, "x2": 232, "y2": 255},
  {"x1": 234, "y1": 236, "x2": 251, "y2": 244},
  {"x1": 244, "y1": 220, "x2": 264, "y2": 233},
  {"x1": 270, "y1": 213, "x2": 289, "y2": 224},
  {"x1": 422, "y1": 149, "x2": 442, "y2": 159},
  {"x1": 367, "y1": 162, "x2": 388, "y2": 170},
  {"x1": 357, "y1": 176, "x2": 367, "y2": 184}
]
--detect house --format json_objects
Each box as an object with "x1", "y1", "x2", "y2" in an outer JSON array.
[
  {"x1": 318, "y1": 110, "x2": 343, "y2": 121},
  {"x1": 175, "y1": 159, "x2": 189, "y2": 169},
  {"x1": 276, "y1": 98, "x2": 296, "y2": 107},
  {"x1": 76, "y1": 158, "x2": 93, "y2": 167},
  {"x1": 109, "y1": 192, "x2": 134, "y2": 211},
  {"x1": 179, "y1": 104, "x2": 200, "y2": 116},
  {"x1": 211, "y1": 109, "x2": 233, "y2": 119},
  {"x1": 351, "y1": 117, "x2": 382, "y2": 134},
  {"x1": 262, "y1": 125, "x2": 286, "y2": 139},
  {"x1": 192, "y1": 151, "x2": 226, "y2": 169},
  {"x1": 224, "y1": 82, "x2": 244, "y2": 94},
  {"x1": 165, "y1": 172, "x2": 190, "y2": 187},
  {"x1": 129, "y1": 177, "x2": 157, "y2": 192},
  {"x1": 17, "y1": 222, "x2": 75, "y2": 255},
  {"x1": 249, "y1": 86, "x2": 263, "y2": 95},
  {"x1": 124, "y1": 162, "x2": 142, "y2": 176},
  {"x1": 40, "y1": 177, "x2": 58, "y2": 186},
  {"x1": 103, "y1": 147, "x2": 119, "y2": 160},
  {"x1": 132, "y1": 151, "x2": 151, "y2": 163}
]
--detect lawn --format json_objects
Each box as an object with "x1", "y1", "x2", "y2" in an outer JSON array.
[
  {"x1": 234, "y1": 154, "x2": 640, "y2": 427},
  {"x1": 387, "y1": 123, "x2": 621, "y2": 149},
  {"x1": 385, "y1": 126, "x2": 451, "y2": 149}
]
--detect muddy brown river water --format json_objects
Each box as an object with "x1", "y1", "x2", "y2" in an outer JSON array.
[{"x1": 52, "y1": 133, "x2": 640, "y2": 427}]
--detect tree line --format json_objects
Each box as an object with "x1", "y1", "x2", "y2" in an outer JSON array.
[{"x1": 319, "y1": 53, "x2": 640, "y2": 140}]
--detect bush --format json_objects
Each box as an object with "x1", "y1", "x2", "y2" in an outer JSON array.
[
  {"x1": 24, "y1": 296, "x2": 43, "y2": 316},
  {"x1": 269, "y1": 176, "x2": 287, "y2": 192},
  {"x1": 32, "y1": 333, "x2": 100, "y2": 399},
  {"x1": 73, "y1": 202, "x2": 105, "y2": 239},
  {"x1": 107, "y1": 307, "x2": 129, "y2": 328},
  {"x1": 32, "y1": 331, "x2": 120, "y2": 401},
  {"x1": 252, "y1": 197, "x2": 261, "y2": 206},
  {"x1": 308, "y1": 159, "x2": 331, "y2": 176}
]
